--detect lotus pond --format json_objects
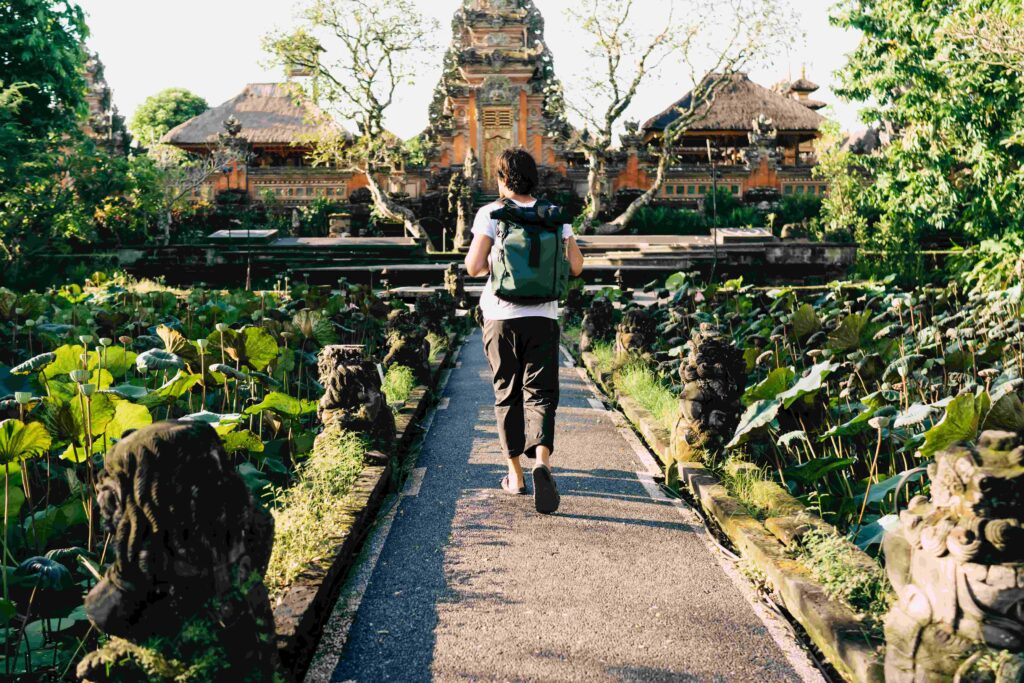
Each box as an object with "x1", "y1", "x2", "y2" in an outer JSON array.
[
  {"x1": 572, "y1": 265, "x2": 1024, "y2": 552},
  {"x1": 0, "y1": 274, "x2": 458, "y2": 679}
]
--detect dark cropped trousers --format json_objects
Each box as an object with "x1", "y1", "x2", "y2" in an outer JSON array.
[{"x1": 482, "y1": 317, "x2": 560, "y2": 459}]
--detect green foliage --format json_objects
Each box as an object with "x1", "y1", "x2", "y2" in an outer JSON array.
[
  {"x1": 130, "y1": 88, "x2": 208, "y2": 148},
  {"x1": 382, "y1": 365, "x2": 416, "y2": 405},
  {"x1": 630, "y1": 206, "x2": 708, "y2": 235},
  {"x1": 616, "y1": 361, "x2": 678, "y2": 433},
  {"x1": 826, "y1": 0, "x2": 1024, "y2": 265},
  {"x1": 265, "y1": 426, "x2": 368, "y2": 594},
  {"x1": 0, "y1": 0, "x2": 89, "y2": 191},
  {"x1": 794, "y1": 527, "x2": 892, "y2": 625},
  {"x1": 0, "y1": 273, "x2": 462, "y2": 676}
]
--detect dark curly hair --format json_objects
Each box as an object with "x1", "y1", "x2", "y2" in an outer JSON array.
[{"x1": 496, "y1": 148, "x2": 539, "y2": 195}]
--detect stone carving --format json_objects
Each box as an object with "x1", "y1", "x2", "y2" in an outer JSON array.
[
  {"x1": 744, "y1": 114, "x2": 782, "y2": 171},
  {"x1": 562, "y1": 286, "x2": 590, "y2": 325},
  {"x1": 317, "y1": 345, "x2": 396, "y2": 449},
  {"x1": 484, "y1": 32, "x2": 519, "y2": 47},
  {"x1": 77, "y1": 420, "x2": 276, "y2": 683},
  {"x1": 579, "y1": 297, "x2": 615, "y2": 352},
  {"x1": 884, "y1": 430, "x2": 1024, "y2": 683},
  {"x1": 383, "y1": 309, "x2": 432, "y2": 385},
  {"x1": 614, "y1": 307, "x2": 656, "y2": 358},
  {"x1": 670, "y1": 324, "x2": 747, "y2": 463},
  {"x1": 417, "y1": 291, "x2": 456, "y2": 336},
  {"x1": 450, "y1": 148, "x2": 479, "y2": 249},
  {"x1": 444, "y1": 263, "x2": 468, "y2": 308},
  {"x1": 479, "y1": 76, "x2": 514, "y2": 105}
]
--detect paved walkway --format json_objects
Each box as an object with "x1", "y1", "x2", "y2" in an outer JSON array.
[{"x1": 309, "y1": 331, "x2": 820, "y2": 683}]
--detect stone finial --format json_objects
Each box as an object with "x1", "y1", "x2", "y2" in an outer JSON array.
[
  {"x1": 77, "y1": 420, "x2": 276, "y2": 682},
  {"x1": 383, "y1": 309, "x2": 431, "y2": 385},
  {"x1": 444, "y1": 263, "x2": 467, "y2": 308},
  {"x1": 884, "y1": 430, "x2": 1024, "y2": 682},
  {"x1": 579, "y1": 297, "x2": 615, "y2": 352},
  {"x1": 670, "y1": 324, "x2": 747, "y2": 462},
  {"x1": 317, "y1": 345, "x2": 396, "y2": 449},
  {"x1": 614, "y1": 307, "x2": 656, "y2": 358}
]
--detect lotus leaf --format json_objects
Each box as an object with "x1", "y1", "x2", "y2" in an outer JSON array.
[
  {"x1": 919, "y1": 391, "x2": 992, "y2": 459},
  {"x1": 726, "y1": 399, "x2": 781, "y2": 449},
  {"x1": 783, "y1": 456, "x2": 857, "y2": 485},
  {"x1": 244, "y1": 391, "x2": 317, "y2": 419},
  {"x1": 828, "y1": 313, "x2": 870, "y2": 352},
  {"x1": 778, "y1": 362, "x2": 839, "y2": 408},
  {"x1": 743, "y1": 367, "x2": 795, "y2": 407}
]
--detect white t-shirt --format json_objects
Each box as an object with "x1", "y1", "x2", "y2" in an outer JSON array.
[{"x1": 471, "y1": 198, "x2": 574, "y2": 321}]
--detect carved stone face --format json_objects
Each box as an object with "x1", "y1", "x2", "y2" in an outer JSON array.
[{"x1": 85, "y1": 420, "x2": 274, "y2": 641}]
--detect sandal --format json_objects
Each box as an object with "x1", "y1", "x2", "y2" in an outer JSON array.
[
  {"x1": 501, "y1": 475, "x2": 527, "y2": 496},
  {"x1": 532, "y1": 465, "x2": 560, "y2": 514}
]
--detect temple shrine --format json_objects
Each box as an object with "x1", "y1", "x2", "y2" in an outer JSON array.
[{"x1": 164, "y1": 0, "x2": 829, "y2": 214}]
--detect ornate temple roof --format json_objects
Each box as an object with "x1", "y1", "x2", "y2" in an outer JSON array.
[
  {"x1": 787, "y1": 77, "x2": 820, "y2": 93},
  {"x1": 162, "y1": 83, "x2": 340, "y2": 147},
  {"x1": 643, "y1": 72, "x2": 826, "y2": 134}
]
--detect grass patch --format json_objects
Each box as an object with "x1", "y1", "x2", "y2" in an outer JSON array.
[
  {"x1": 382, "y1": 364, "x2": 416, "y2": 405},
  {"x1": 719, "y1": 459, "x2": 779, "y2": 520},
  {"x1": 427, "y1": 331, "x2": 449, "y2": 364},
  {"x1": 616, "y1": 361, "x2": 679, "y2": 433},
  {"x1": 265, "y1": 426, "x2": 368, "y2": 596},
  {"x1": 590, "y1": 340, "x2": 618, "y2": 375},
  {"x1": 794, "y1": 527, "x2": 892, "y2": 627},
  {"x1": 562, "y1": 323, "x2": 581, "y2": 348}
]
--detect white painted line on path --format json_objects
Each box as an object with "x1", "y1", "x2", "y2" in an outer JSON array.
[
  {"x1": 559, "y1": 345, "x2": 576, "y2": 367},
  {"x1": 304, "y1": 339, "x2": 467, "y2": 683},
  {"x1": 303, "y1": 497, "x2": 402, "y2": 683},
  {"x1": 586, "y1": 398, "x2": 606, "y2": 411},
  {"x1": 402, "y1": 467, "x2": 427, "y2": 497},
  {"x1": 615, "y1": 421, "x2": 664, "y2": 478},
  {"x1": 567, "y1": 350, "x2": 827, "y2": 683}
]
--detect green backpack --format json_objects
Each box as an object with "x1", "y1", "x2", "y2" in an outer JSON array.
[{"x1": 489, "y1": 199, "x2": 570, "y2": 304}]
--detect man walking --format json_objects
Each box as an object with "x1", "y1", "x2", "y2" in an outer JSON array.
[{"x1": 464, "y1": 148, "x2": 585, "y2": 514}]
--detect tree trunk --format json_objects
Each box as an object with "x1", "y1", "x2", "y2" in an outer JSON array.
[
  {"x1": 581, "y1": 150, "x2": 605, "y2": 235},
  {"x1": 598, "y1": 147, "x2": 669, "y2": 234},
  {"x1": 364, "y1": 173, "x2": 430, "y2": 244}
]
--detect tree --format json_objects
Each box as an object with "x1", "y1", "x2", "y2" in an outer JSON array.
[
  {"x1": 558, "y1": 0, "x2": 680, "y2": 233},
  {"x1": 562, "y1": 0, "x2": 794, "y2": 234},
  {"x1": 0, "y1": 0, "x2": 88, "y2": 145},
  {"x1": 147, "y1": 121, "x2": 250, "y2": 243},
  {"x1": 130, "y1": 88, "x2": 209, "y2": 149},
  {"x1": 826, "y1": 0, "x2": 1024, "y2": 265},
  {"x1": 0, "y1": 0, "x2": 88, "y2": 196},
  {"x1": 264, "y1": 0, "x2": 438, "y2": 242}
]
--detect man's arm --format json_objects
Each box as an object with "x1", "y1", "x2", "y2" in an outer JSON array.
[
  {"x1": 566, "y1": 236, "x2": 584, "y2": 277},
  {"x1": 464, "y1": 233, "x2": 493, "y2": 278}
]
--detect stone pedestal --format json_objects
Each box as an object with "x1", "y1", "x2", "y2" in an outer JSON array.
[{"x1": 329, "y1": 212, "x2": 353, "y2": 237}]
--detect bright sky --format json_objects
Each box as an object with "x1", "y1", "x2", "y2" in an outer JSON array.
[{"x1": 77, "y1": 0, "x2": 866, "y2": 139}]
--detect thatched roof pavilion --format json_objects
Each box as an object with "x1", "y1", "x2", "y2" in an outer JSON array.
[
  {"x1": 642, "y1": 72, "x2": 826, "y2": 139},
  {"x1": 161, "y1": 83, "x2": 342, "y2": 151}
]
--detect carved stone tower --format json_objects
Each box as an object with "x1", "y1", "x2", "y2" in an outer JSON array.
[{"x1": 426, "y1": 0, "x2": 570, "y2": 192}]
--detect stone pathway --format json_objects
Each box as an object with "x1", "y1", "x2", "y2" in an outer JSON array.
[{"x1": 307, "y1": 331, "x2": 823, "y2": 683}]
